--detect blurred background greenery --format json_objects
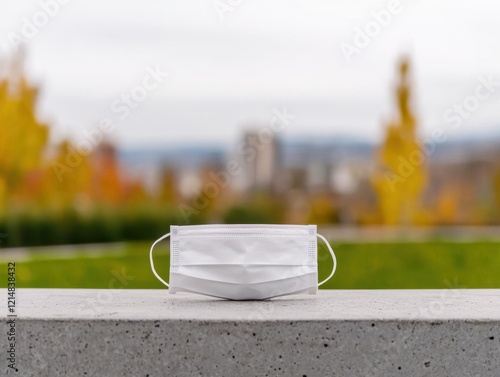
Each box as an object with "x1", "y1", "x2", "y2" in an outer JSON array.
[
  {"x1": 2, "y1": 3, "x2": 500, "y2": 290},
  {"x1": 2, "y1": 240, "x2": 499, "y2": 289},
  {"x1": 1, "y1": 53, "x2": 499, "y2": 290}
]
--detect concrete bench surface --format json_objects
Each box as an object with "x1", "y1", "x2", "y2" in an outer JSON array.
[{"x1": 2, "y1": 289, "x2": 500, "y2": 376}]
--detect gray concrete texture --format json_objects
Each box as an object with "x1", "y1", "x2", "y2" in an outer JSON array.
[{"x1": 1, "y1": 289, "x2": 499, "y2": 376}]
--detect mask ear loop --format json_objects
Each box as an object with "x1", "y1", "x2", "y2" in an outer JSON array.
[
  {"x1": 316, "y1": 233, "x2": 337, "y2": 287},
  {"x1": 150, "y1": 233, "x2": 171, "y2": 288}
]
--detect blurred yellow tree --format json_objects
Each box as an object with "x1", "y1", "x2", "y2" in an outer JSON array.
[
  {"x1": 494, "y1": 170, "x2": 500, "y2": 219},
  {"x1": 307, "y1": 193, "x2": 338, "y2": 225},
  {"x1": 0, "y1": 53, "x2": 49, "y2": 212},
  {"x1": 91, "y1": 142, "x2": 123, "y2": 205},
  {"x1": 45, "y1": 140, "x2": 93, "y2": 211},
  {"x1": 158, "y1": 167, "x2": 179, "y2": 204},
  {"x1": 372, "y1": 57, "x2": 427, "y2": 225},
  {"x1": 435, "y1": 186, "x2": 458, "y2": 225}
]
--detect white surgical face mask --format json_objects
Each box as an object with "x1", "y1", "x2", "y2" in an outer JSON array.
[{"x1": 149, "y1": 224, "x2": 336, "y2": 300}]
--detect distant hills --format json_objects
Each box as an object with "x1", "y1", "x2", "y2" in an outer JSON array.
[{"x1": 118, "y1": 134, "x2": 500, "y2": 169}]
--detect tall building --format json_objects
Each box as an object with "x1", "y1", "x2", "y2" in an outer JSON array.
[{"x1": 241, "y1": 130, "x2": 282, "y2": 193}]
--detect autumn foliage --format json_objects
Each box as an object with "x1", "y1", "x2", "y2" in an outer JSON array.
[
  {"x1": 0, "y1": 53, "x2": 181, "y2": 246},
  {"x1": 372, "y1": 58, "x2": 427, "y2": 225},
  {"x1": 0, "y1": 53, "x2": 48, "y2": 211},
  {"x1": 2, "y1": 51, "x2": 500, "y2": 245}
]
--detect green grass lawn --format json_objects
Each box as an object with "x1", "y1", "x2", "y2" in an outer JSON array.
[{"x1": 2, "y1": 240, "x2": 500, "y2": 289}]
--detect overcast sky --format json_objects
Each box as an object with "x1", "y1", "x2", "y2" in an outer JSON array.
[{"x1": 0, "y1": 0, "x2": 499, "y2": 148}]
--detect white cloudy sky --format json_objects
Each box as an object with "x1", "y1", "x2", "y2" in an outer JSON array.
[{"x1": 0, "y1": 0, "x2": 499, "y2": 148}]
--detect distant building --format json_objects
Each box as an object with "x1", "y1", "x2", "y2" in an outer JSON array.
[{"x1": 241, "y1": 131, "x2": 282, "y2": 193}]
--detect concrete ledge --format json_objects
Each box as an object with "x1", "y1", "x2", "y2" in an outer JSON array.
[{"x1": 2, "y1": 289, "x2": 500, "y2": 376}]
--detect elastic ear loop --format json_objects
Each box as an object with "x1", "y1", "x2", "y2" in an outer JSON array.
[
  {"x1": 149, "y1": 233, "x2": 171, "y2": 288},
  {"x1": 316, "y1": 233, "x2": 337, "y2": 287}
]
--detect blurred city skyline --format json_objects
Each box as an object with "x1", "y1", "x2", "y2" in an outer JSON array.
[{"x1": 1, "y1": 0, "x2": 500, "y2": 148}]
